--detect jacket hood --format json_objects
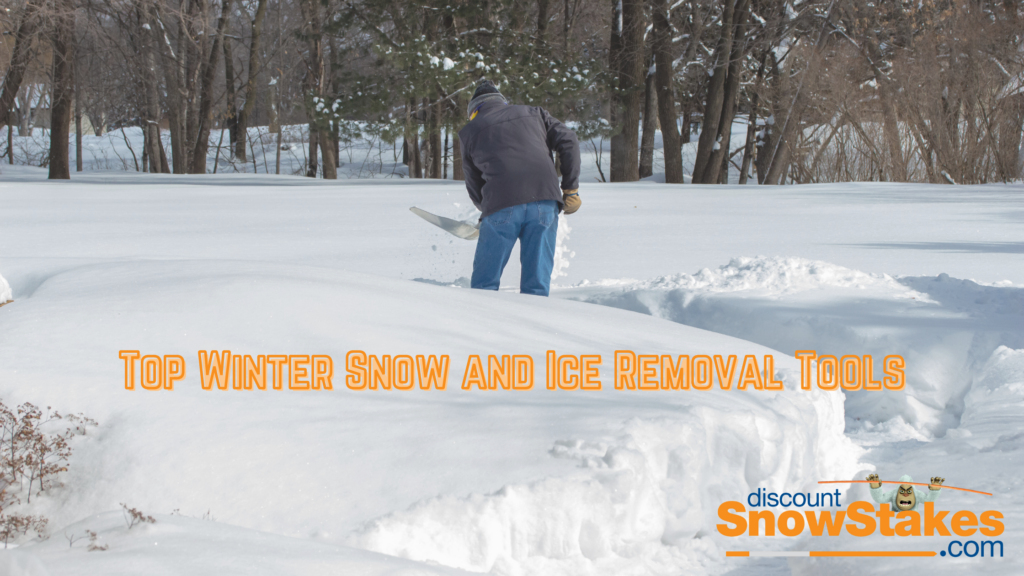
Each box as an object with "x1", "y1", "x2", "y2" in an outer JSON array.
[{"x1": 467, "y1": 93, "x2": 507, "y2": 118}]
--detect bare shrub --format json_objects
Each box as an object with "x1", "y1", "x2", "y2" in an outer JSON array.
[
  {"x1": 0, "y1": 400, "x2": 96, "y2": 546},
  {"x1": 120, "y1": 503, "x2": 155, "y2": 529}
]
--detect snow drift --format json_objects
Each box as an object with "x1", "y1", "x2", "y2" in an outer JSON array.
[
  {"x1": 353, "y1": 396, "x2": 853, "y2": 574},
  {"x1": 562, "y1": 256, "x2": 1024, "y2": 436},
  {"x1": 0, "y1": 269, "x2": 11, "y2": 304},
  {"x1": 0, "y1": 259, "x2": 857, "y2": 575}
]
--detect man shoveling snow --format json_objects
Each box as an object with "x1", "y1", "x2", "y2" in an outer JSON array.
[{"x1": 458, "y1": 79, "x2": 581, "y2": 297}]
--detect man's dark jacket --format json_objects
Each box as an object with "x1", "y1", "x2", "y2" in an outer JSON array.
[{"x1": 458, "y1": 100, "x2": 580, "y2": 218}]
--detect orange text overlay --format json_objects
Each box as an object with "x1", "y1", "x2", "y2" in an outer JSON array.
[
  {"x1": 119, "y1": 350, "x2": 905, "y2": 392},
  {"x1": 717, "y1": 501, "x2": 1003, "y2": 538}
]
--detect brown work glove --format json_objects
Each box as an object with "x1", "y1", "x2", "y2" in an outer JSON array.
[{"x1": 562, "y1": 189, "x2": 581, "y2": 215}]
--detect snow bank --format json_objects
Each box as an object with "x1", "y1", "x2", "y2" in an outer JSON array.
[
  {"x1": 0, "y1": 259, "x2": 857, "y2": 575},
  {"x1": 12, "y1": 512, "x2": 471, "y2": 576},
  {"x1": 567, "y1": 256, "x2": 911, "y2": 295},
  {"x1": 0, "y1": 270, "x2": 11, "y2": 304},
  {"x1": 353, "y1": 394, "x2": 855, "y2": 575},
  {"x1": 789, "y1": 346, "x2": 1024, "y2": 575},
  {"x1": 562, "y1": 257, "x2": 1024, "y2": 435},
  {"x1": 959, "y1": 346, "x2": 1024, "y2": 438}
]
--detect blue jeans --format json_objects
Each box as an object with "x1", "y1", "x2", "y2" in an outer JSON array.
[{"x1": 472, "y1": 200, "x2": 559, "y2": 296}]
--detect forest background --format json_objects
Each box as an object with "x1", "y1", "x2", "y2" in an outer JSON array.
[{"x1": 0, "y1": 0, "x2": 1022, "y2": 185}]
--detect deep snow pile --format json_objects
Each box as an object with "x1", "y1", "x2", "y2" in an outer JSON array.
[
  {"x1": 0, "y1": 270, "x2": 11, "y2": 304},
  {"x1": 569, "y1": 256, "x2": 913, "y2": 294},
  {"x1": 0, "y1": 258, "x2": 857, "y2": 575},
  {"x1": 0, "y1": 168, "x2": 1022, "y2": 575},
  {"x1": 352, "y1": 395, "x2": 852, "y2": 574},
  {"x1": 561, "y1": 256, "x2": 1024, "y2": 436},
  {"x1": 788, "y1": 346, "x2": 1024, "y2": 575}
]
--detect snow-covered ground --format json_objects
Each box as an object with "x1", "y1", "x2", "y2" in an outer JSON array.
[{"x1": 0, "y1": 162, "x2": 1021, "y2": 575}]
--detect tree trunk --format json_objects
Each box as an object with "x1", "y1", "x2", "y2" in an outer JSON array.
[
  {"x1": 703, "y1": 0, "x2": 750, "y2": 184},
  {"x1": 318, "y1": 128, "x2": 337, "y2": 179},
  {"x1": 411, "y1": 135, "x2": 422, "y2": 178},
  {"x1": 19, "y1": 85, "x2": 38, "y2": 136},
  {"x1": 161, "y1": 0, "x2": 201, "y2": 174},
  {"x1": 563, "y1": 0, "x2": 573, "y2": 54},
  {"x1": 739, "y1": 112, "x2": 756, "y2": 185},
  {"x1": 763, "y1": 3, "x2": 834, "y2": 185},
  {"x1": 873, "y1": 65, "x2": 906, "y2": 182},
  {"x1": 139, "y1": 1, "x2": 168, "y2": 174},
  {"x1": 159, "y1": 9, "x2": 186, "y2": 174},
  {"x1": 407, "y1": 97, "x2": 422, "y2": 178},
  {"x1": 48, "y1": 0, "x2": 74, "y2": 180},
  {"x1": 299, "y1": 0, "x2": 335, "y2": 178},
  {"x1": 275, "y1": 128, "x2": 282, "y2": 175},
  {"x1": 332, "y1": 120, "x2": 340, "y2": 168},
  {"x1": 307, "y1": 124, "x2": 319, "y2": 177},
  {"x1": 403, "y1": 97, "x2": 414, "y2": 175},
  {"x1": 236, "y1": 0, "x2": 269, "y2": 163},
  {"x1": 0, "y1": 0, "x2": 42, "y2": 130},
  {"x1": 74, "y1": 73, "x2": 82, "y2": 172},
  {"x1": 183, "y1": 16, "x2": 201, "y2": 173},
  {"x1": 428, "y1": 97, "x2": 442, "y2": 178},
  {"x1": 224, "y1": 37, "x2": 239, "y2": 159},
  {"x1": 639, "y1": 47, "x2": 657, "y2": 179},
  {"x1": 269, "y1": 78, "x2": 281, "y2": 174},
  {"x1": 191, "y1": 0, "x2": 233, "y2": 174},
  {"x1": 652, "y1": 0, "x2": 682, "y2": 183},
  {"x1": 692, "y1": 0, "x2": 739, "y2": 183},
  {"x1": 158, "y1": 135, "x2": 170, "y2": 173},
  {"x1": 755, "y1": 53, "x2": 781, "y2": 183},
  {"x1": 453, "y1": 132, "x2": 463, "y2": 180},
  {"x1": 537, "y1": 0, "x2": 549, "y2": 41},
  {"x1": 738, "y1": 57, "x2": 765, "y2": 185},
  {"x1": 609, "y1": 0, "x2": 645, "y2": 182}
]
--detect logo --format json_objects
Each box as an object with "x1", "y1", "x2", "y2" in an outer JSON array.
[{"x1": 718, "y1": 476, "x2": 1002, "y2": 558}]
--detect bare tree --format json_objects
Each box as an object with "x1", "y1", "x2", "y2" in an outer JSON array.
[
  {"x1": 0, "y1": 0, "x2": 44, "y2": 131},
  {"x1": 638, "y1": 38, "x2": 656, "y2": 179},
  {"x1": 609, "y1": 0, "x2": 645, "y2": 182},
  {"x1": 650, "y1": 0, "x2": 682, "y2": 183},
  {"x1": 234, "y1": 0, "x2": 269, "y2": 162},
  {"x1": 299, "y1": 0, "x2": 336, "y2": 178},
  {"x1": 48, "y1": 0, "x2": 75, "y2": 179},
  {"x1": 191, "y1": 0, "x2": 233, "y2": 174}
]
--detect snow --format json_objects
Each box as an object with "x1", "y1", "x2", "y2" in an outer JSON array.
[
  {"x1": 7, "y1": 512, "x2": 472, "y2": 576},
  {"x1": 0, "y1": 270, "x2": 11, "y2": 304},
  {"x1": 0, "y1": 150, "x2": 1023, "y2": 575},
  {"x1": 0, "y1": 243, "x2": 855, "y2": 575},
  {"x1": 563, "y1": 257, "x2": 1024, "y2": 435}
]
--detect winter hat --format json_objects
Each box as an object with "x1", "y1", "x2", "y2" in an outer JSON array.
[
  {"x1": 472, "y1": 80, "x2": 501, "y2": 99},
  {"x1": 466, "y1": 79, "x2": 507, "y2": 118}
]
